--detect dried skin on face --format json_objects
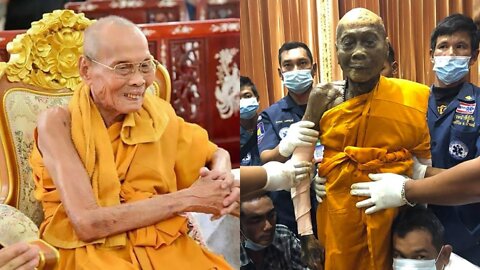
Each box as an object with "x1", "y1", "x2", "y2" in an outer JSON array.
[{"x1": 336, "y1": 8, "x2": 388, "y2": 83}]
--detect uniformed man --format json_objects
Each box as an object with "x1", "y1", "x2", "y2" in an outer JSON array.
[
  {"x1": 426, "y1": 13, "x2": 480, "y2": 265},
  {"x1": 240, "y1": 76, "x2": 261, "y2": 166},
  {"x1": 257, "y1": 41, "x2": 323, "y2": 269},
  {"x1": 367, "y1": 12, "x2": 480, "y2": 266}
]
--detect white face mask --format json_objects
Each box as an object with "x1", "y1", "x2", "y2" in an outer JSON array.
[
  {"x1": 241, "y1": 230, "x2": 269, "y2": 251},
  {"x1": 393, "y1": 246, "x2": 445, "y2": 270},
  {"x1": 393, "y1": 258, "x2": 436, "y2": 270}
]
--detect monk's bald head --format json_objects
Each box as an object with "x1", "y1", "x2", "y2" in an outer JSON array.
[
  {"x1": 337, "y1": 8, "x2": 386, "y2": 40},
  {"x1": 83, "y1": 16, "x2": 146, "y2": 59}
]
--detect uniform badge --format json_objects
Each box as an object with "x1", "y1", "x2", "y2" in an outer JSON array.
[
  {"x1": 279, "y1": 127, "x2": 289, "y2": 139},
  {"x1": 241, "y1": 153, "x2": 252, "y2": 165},
  {"x1": 449, "y1": 140, "x2": 468, "y2": 160},
  {"x1": 465, "y1": 96, "x2": 473, "y2": 101},
  {"x1": 456, "y1": 102, "x2": 476, "y2": 115},
  {"x1": 314, "y1": 140, "x2": 324, "y2": 163},
  {"x1": 257, "y1": 122, "x2": 265, "y2": 143},
  {"x1": 437, "y1": 105, "x2": 447, "y2": 115}
]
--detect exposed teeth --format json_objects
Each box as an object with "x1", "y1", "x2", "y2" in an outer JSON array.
[{"x1": 125, "y1": 93, "x2": 142, "y2": 99}]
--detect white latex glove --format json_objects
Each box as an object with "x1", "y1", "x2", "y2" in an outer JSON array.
[
  {"x1": 412, "y1": 156, "x2": 430, "y2": 180},
  {"x1": 263, "y1": 160, "x2": 312, "y2": 191},
  {"x1": 350, "y1": 173, "x2": 408, "y2": 214},
  {"x1": 278, "y1": 121, "x2": 319, "y2": 157},
  {"x1": 313, "y1": 175, "x2": 326, "y2": 202}
]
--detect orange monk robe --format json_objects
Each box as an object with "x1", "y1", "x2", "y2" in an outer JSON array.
[
  {"x1": 316, "y1": 76, "x2": 431, "y2": 270},
  {"x1": 30, "y1": 83, "x2": 233, "y2": 270}
]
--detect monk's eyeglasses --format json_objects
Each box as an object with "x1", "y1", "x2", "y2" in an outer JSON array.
[{"x1": 85, "y1": 55, "x2": 158, "y2": 77}]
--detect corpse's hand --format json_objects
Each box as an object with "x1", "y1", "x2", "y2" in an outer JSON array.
[
  {"x1": 299, "y1": 234, "x2": 325, "y2": 270},
  {"x1": 350, "y1": 173, "x2": 409, "y2": 214},
  {"x1": 310, "y1": 83, "x2": 343, "y2": 111}
]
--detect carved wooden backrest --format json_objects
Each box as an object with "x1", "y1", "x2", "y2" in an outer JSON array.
[
  {"x1": 0, "y1": 10, "x2": 171, "y2": 226},
  {"x1": 197, "y1": 0, "x2": 240, "y2": 20},
  {"x1": 65, "y1": 0, "x2": 186, "y2": 23},
  {"x1": 139, "y1": 19, "x2": 240, "y2": 165}
]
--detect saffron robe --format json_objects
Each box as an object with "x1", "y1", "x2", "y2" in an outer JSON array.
[
  {"x1": 30, "y1": 83, "x2": 233, "y2": 270},
  {"x1": 317, "y1": 76, "x2": 431, "y2": 270}
]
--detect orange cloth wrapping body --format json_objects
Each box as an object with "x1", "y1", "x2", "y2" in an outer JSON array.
[
  {"x1": 316, "y1": 77, "x2": 431, "y2": 270},
  {"x1": 29, "y1": 83, "x2": 232, "y2": 269}
]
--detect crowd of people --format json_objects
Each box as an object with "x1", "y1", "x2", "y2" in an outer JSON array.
[{"x1": 240, "y1": 7, "x2": 480, "y2": 270}]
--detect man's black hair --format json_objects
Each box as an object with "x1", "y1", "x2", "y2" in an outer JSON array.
[
  {"x1": 240, "y1": 76, "x2": 259, "y2": 98},
  {"x1": 392, "y1": 206, "x2": 445, "y2": 253},
  {"x1": 278, "y1": 41, "x2": 313, "y2": 66},
  {"x1": 431, "y1": 13, "x2": 479, "y2": 53}
]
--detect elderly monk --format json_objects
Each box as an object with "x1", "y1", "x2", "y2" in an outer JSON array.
[
  {"x1": 292, "y1": 8, "x2": 431, "y2": 270},
  {"x1": 29, "y1": 16, "x2": 237, "y2": 269}
]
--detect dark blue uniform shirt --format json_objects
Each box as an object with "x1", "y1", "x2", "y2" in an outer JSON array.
[
  {"x1": 257, "y1": 94, "x2": 318, "y2": 235},
  {"x1": 428, "y1": 82, "x2": 480, "y2": 265},
  {"x1": 240, "y1": 126, "x2": 261, "y2": 166}
]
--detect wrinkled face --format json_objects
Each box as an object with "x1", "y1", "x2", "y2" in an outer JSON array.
[
  {"x1": 431, "y1": 31, "x2": 477, "y2": 65},
  {"x1": 278, "y1": 47, "x2": 315, "y2": 77},
  {"x1": 336, "y1": 25, "x2": 388, "y2": 82},
  {"x1": 240, "y1": 196, "x2": 276, "y2": 246},
  {"x1": 81, "y1": 25, "x2": 155, "y2": 122}
]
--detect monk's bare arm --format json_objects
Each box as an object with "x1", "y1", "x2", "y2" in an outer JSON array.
[
  {"x1": 207, "y1": 147, "x2": 232, "y2": 173},
  {"x1": 206, "y1": 147, "x2": 241, "y2": 216},
  {"x1": 406, "y1": 156, "x2": 480, "y2": 205},
  {"x1": 260, "y1": 87, "x2": 341, "y2": 163},
  {"x1": 295, "y1": 83, "x2": 344, "y2": 157},
  {"x1": 36, "y1": 108, "x2": 229, "y2": 242}
]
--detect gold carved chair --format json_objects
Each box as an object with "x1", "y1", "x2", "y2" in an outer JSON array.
[{"x1": 0, "y1": 10, "x2": 171, "y2": 228}]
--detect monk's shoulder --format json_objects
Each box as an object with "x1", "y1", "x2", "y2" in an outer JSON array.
[
  {"x1": 384, "y1": 77, "x2": 429, "y2": 112},
  {"x1": 146, "y1": 94, "x2": 177, "y2": 116}
]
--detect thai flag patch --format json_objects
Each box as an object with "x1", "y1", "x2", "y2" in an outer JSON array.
[{"x1": 456, "y1": 102, "x2": 476, "y2": 115}]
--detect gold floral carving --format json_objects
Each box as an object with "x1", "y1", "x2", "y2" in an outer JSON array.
[{"x1": 3, "y1": 10, "x2": 93, "y2": 91}]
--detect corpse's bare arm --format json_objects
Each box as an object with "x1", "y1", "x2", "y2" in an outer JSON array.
[
  {"x1": 37, "y1": 107, "x2": 231, "y2": 242},
  {"x1": 292, "y1": 83, "x2": 343, "y2": 270}
]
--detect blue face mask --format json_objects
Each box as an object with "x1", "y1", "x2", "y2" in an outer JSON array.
[
  {"x1": 433, "y1": 56, "x2": 471, "y2": 85},
  {"x1": 393, "y1": 258, "x2": 436, "y2": 270},
  {"x1": 240, "y1": 97, "x2": 259, "y2": 119},
  {"x1": 282, "y1": 69, "x2": 314, "y2": 94}
]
